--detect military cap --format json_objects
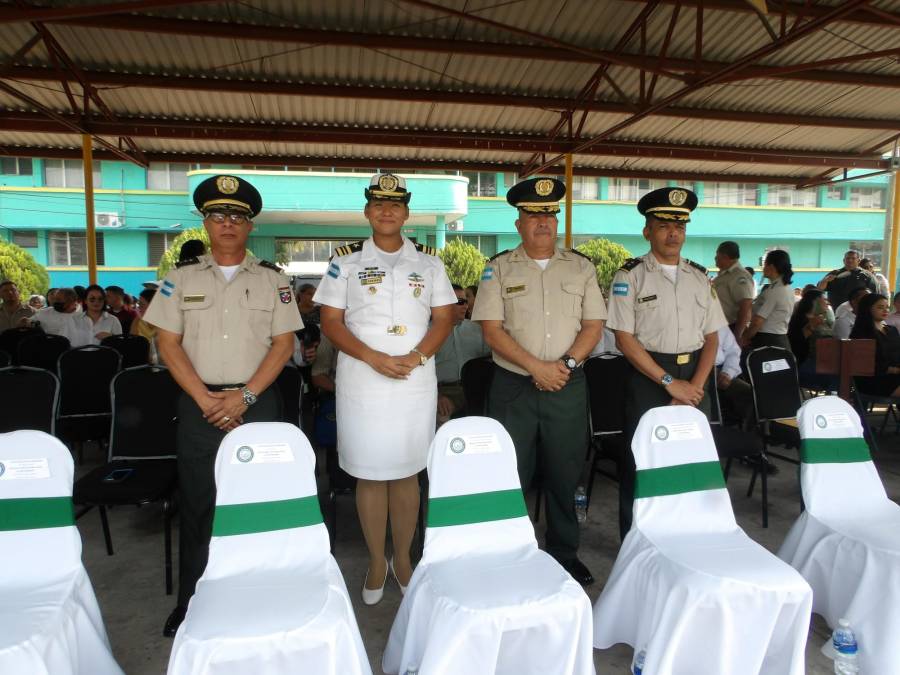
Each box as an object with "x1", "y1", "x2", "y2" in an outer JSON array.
[
  {"x1": 506, "y1": 177, "x2": 565, "y2": 214},
  {"x1": 637, "y1": 186, "x2": 698, "y2": 222},
  {"x1": 364, "y1": 173, "x2": 411, "y2": 204},
  {"x1": 193, "y1": 175, "x2": 262, "y2": 218}
]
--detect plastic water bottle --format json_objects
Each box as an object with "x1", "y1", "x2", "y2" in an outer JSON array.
[
  {"x1": 832, "y1": 618, "x2": 859, "y2": 674},
  {"x1": 574, "y1": 486, "x2": 588, "y2": 523},
  {"x1": 632, "y1": 648, "x2": 646, "y2": 675}
]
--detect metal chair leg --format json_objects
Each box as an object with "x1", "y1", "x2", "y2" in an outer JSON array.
[
  {"x1": 723, "y1": 457, "x2": 732, "y2": 481},
  {"x1": 163, "y1": 499, "x2": 173, "y2": 595},
  {"x1": 761, "y1": 454, "x2": 769, "y2": 528},
  {"x1": 98, "y1": 505, "x2": 114, "y2": 555}
]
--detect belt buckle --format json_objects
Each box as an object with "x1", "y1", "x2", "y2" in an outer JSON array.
[
  {"x1": 676, "y1": 353, "x2": 690, "y2": 366},
  {"x1": 387, "y1": 325, "x2": 407, "y2": 336}
]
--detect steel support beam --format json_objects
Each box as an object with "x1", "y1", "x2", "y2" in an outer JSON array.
[{"x1": 0, "y1": 0, "x2": 222, "y2": 24}]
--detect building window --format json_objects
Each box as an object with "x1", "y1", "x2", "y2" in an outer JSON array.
[
  {"x1": 1, "y1": 157, "x2": 32, "y2": 175},
  {"x1": 452, "y1": 234, "x2": 497, "y2": 258},
  {"x1": 462, "y1": 172, "x2": 497, "y2": 197},
  {"x1": 571, "y1": 177, "x2": 598, "y2": 200},
  {"x1": 12, "y1": 231, "x2": 38, "y2": 248},
  {"x1": 242, "y1": 165, "x2": 288, "y2": 171},
  {"x1": 147, "y1": 232, "x2": 179, "y2": 267},
  {"x1": 43, "y1": 159, "x2": 101, "y2": 188},
  {"x1": 49, "y1": 231, "x2": 105, "y2": 266},
  {"x1": 607, "y1": 178, "x2": 668, "y2": 201},
  {"x1": 850, "y1": 240, "x2": 882, "y2": 267},
  {"x1": 147, "y1": 162, "x2": 190, "y2": 190},
  {"x1": 274, "y1": 239, "x2": 358, "y2": 263},
  {"x1": 849, "y1": 187, "x2": 884, "y2": 209},
  {"x1": 827, "y1": 185, "x2": 844, "y2": 201},
  {"x1": 705, "y1": 182, "x2": 758, "y2": 206},
  {"x1": 767, "y1": 185, "x2": 817, "y2": 207}
]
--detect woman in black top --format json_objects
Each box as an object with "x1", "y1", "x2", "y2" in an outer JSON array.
[
  {"x1": 788, "y1": 289, "x2": 837, "y2": 390},
  {"x1": 850, "y1": 293, "x2": 900, "y2": 397}
]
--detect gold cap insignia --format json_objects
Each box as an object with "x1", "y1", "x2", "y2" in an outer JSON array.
[
  {"x1": 535, "y1": 179, "x2": 554, "y2": 197},
  {"x1": 378, "y1": 174, "x2": 399, "y2": 192},
  {"x1": 217, "y1": 176, "x2": 239, "y2": 195},
  {"x1": 669, "y1": 189, "x2": 688, "y2": 207}
]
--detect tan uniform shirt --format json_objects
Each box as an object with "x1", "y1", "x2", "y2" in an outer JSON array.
[
  {"x1": 712, "y1": 261, "x2": 755, "y2": 325},
  {"x1": 471, "y1": 245, "x2": 607, "y2": 376},
  {"x1": 145, "y1": 253, "x2": 302, "y2": 384},
  {"x1": 752, "y1": 278, "x2": 795, "y2": 335},
  {"x1": 0, "y1": 303, "x2": 34, "y2": 332},
  {"x1": 606, "y1": 252, "x2": 727, "y2": 353}
]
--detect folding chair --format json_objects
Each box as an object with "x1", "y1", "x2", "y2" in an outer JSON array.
[
  {"x1": 0, "y1": 366, "x2": 59, "y2": 434},
  {"x1": 57, "y1": 345, "x2": 122, "y2": 450},
  {"x1": 73, "y1": 365, "x2": 179, "y2": 594},
  {"x1": 0, "y1": 325, "x2": 44, "y2": 364},
  {"x1": 460, "y1": 356, "x2": 494, "y2": 416},
  {"x1": 851, "y1": 376, "x2": 900, "y2": 455},
  {"x1": 101, "y1": 333, "x2": 150, "y2": 369},
  {"x1": 593, "y1": 405, "x2": 812, "y2": 675},
  {"x1": 384, "y1": 416, "x2": 595, "y2": 675},
  {"x1": 583, "y1": 353, "x2": 629, "y2": 509},
  {"x1": 167, "y1": 422, "x2": 371, "y2": 675},
  {"x1": 0, "y1": 430, "x2": 123, "y2": 675},
  {"x1": 17, "y1": 332, "x2": 70, "y2": 372},
  {"x1": 0, "y1": 349, "x2": 10, "y2": 367},
  {"x1": 779, "y1": 395, "x2": 900, "y2": 673}
]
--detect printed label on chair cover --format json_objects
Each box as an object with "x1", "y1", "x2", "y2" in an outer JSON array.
[
  {"x1": 445, "y1": 433, "x2": 502, "y2": 456},
  {"x1": 761, "y1": 358, "x2": 790, "y2": 373},
  {"x1": 0, "y1": 496, "x2": 74, "y2": 530},
  {"x1": 230, "y1": 442, "x2": 294, "y2": 465},
  {"x1": 634, "y1": 461, "x2": 725, "y2": 498},
  {"x1": 212, "y1": 495, "x2": 323, "y2": 536},
  {"x1": 800, "y1": 438, "x2": 871, "y2": 464},
  {"x1": 651, "y1": 422, "x2": 702, "y2": 443},
  {"x1": 812, "y1": 412, "x2": 853, "y2": 430},
  {"x1": 427, "y1": 488, "x2": 527, "y2": 527},
  {"x1": 0, "y1": 457, "x2": 50, "y2": 480}
]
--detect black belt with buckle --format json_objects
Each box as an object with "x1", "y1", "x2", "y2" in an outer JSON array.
[
  {"x1": 647, "y1": 351, "x2": 700, "y2": 367},
  {"x1": 205, "y1": 383, "x2": 245, "y2": 392}
]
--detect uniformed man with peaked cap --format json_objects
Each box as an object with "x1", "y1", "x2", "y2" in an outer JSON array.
[
  {"x1": 606, "y1": 186, "x2": 726, "y2": 539},
  {"x1": 145, "y1": 174, "x2": 302, "y2": 636},
  {"x1": 472, "y1": 176, "x2": 606, "y2": 585}
]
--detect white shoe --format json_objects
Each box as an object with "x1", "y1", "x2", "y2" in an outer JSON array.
[
  {"x1": 361, "y1": 558, "x2": 388, "y2": 605},
  {"x1": 390, "y1": 557, "x2": 409, "y2": 595}
]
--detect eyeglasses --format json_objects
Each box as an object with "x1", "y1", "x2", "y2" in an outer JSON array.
[
  {"x1": 206, "y1": 212, "x2": 250, "y2": 225},
  {"x1": 455, "y1": 298, "x2": 468, "y2": 306}
]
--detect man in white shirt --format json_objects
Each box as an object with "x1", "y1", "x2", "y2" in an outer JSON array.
[
  {"x1": 715, "y1": 326, "x2": 753, "y2": 428},
  {"x1": 34, "y1": 287, "x2": 91, "y2": 347},
  {"x1": 435, "y1": 285, "x2": 490, "y2": 423},
  {"x1": 833, "y1": 287, "x2": 870, "y2": 339}
]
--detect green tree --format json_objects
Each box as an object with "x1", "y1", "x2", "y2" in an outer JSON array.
[
  {"x1": 438, "y1": 237, "x2": 487, "y2": 287},
  {"x1": 575, "y1": 238, "x2": 632, "y2": 294},
  {"x1": 0, "y1": 239, "x2": 49, "y2": 297}
]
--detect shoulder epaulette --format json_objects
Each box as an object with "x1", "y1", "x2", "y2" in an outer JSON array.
[
  {"x1": 414, "y1": 242, "x2": 438, "y2": 256},
  {"x1": 569, "y1": 248, "x2": 591, "y2": 262},
  {"x1": 332, "y1": 241, "x2": 364, "y2": 258},
  {"x1": 488, "y1": 249, "x2": 510, "y2": 262},
  {"x1": 258, "y1": 259, "x2": 282, "y2": 272},
  {"x1": 687, "y1": 259, "x2": 708, "y2": 275},
  {"x1": 175, "y1": 257, "x2": 199, "y2": 268},
  {"x1": 619, "y1": 258, "x2": 642, "y2": 272}
]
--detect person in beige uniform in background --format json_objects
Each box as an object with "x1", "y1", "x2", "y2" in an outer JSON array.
[
  {"x1": 606, "y1": 186, "x2": 726, "y2": 540},
  {"x1": 473, "y1": 176, "x2": 605, "y2": 585},
  {"x1": 146, "y1": 175, "x2": 302, "y2": 636},
  {"x1": 713, "y1": 240, "x2": 754, "y2": 342}
]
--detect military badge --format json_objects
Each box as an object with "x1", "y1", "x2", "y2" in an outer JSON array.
[
  {"x1": 378, "y1": 174, "x2": 399, "y2": 192},
  {"x1": 669, "y1": 189, "x2": 688, "y2": 206},
  {"x1": 535, "y1": 179, "x2": 554, "y2": 196},
  {"x1": 368, "y1": 286, "x2": 377, "y2": 295},
  {"x1": 279, "y1": 287, "x2": 292, "y2": 304},
  {"x1": 216, "y1": 175, "x2": 239, "y2": 194},
  {"x1": 413, "y1": 287, "x2": 422, "y2": 298}
]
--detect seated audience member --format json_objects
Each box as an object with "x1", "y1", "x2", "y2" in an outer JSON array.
[
  {"x1": 34, "y1": 287, "x2": 91, "y2": 346},
  {"x1": 860, "y1": 257, "x2": 890, "y2": 297},
  {"x1": 435, "y1": 285, "x2": 490, "y2": 423},
  {"x1": 833, "y1": 286, "x2": 870, "y2": 339},
  {"x1": 79, "y1": 284, "x2": 123, "y2": 345},
  {"x1": 0, "y1": 280, "x2": 35, "y2": 332},
  {"x1": 788, "y1": 289, "x2": 837, "y2": 390},
  {"x1": 131, "y1": 288, "x2": 160, "y2": 364},
  {"x1": 850, "y1": 293, "x2": 900, "y2": 397},
  {"x1": 73, "y1": 285, "x2": 86, "y2": 311},
  {"x1": 296, "y1": 283, "x2": 320, "y2": 326},
  {"x1": 28, "y1": 294, "x2": 46, "y2": 310},
  {"x1": 178, "y1": 238, "x2": 206, "y2": 262},
  {"x1": 104, "y1": 285, "x2": 137, "y2": 334},
  {"x1": 715, "y1": 326, "x2": 754, "y2": 430},
  {"x1": 886, "y1": 291, "x2": 900, "y2": 331}
]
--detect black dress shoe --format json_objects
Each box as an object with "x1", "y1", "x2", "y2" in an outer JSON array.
[
  {"x1": 163, "y1": 605, "x2": 187, "y2": 638},
  {"x1": 559, "y1": 557, "x2": 594, "y2": 586}
]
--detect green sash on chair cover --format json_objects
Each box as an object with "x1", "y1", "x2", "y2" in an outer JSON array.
[
  {"x1": 0, "y1": 496, "x2": 75, "y2": 531},
  {"x1": 634, "y1": 461, "x2": 726, "y2": 499},
  {"x1": 427, "y1": 488, "x2": 528, "y2": 527},
  {"x1": 800, "y1": 437, "x2": 871, "y2": 464},
  {"x1": 212, "y1": 495, "x2": 323, "y2": 537}
]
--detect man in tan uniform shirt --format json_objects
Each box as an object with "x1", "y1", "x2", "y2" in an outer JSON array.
[
  {"x1": 712, "y1": 240, "x2": 754, "y2": 341},
  {"x1": 472, "y1": 176, "x2": 606, "y2": 585},
  {"x1": 146, "y1": 175, "x2": 301, "y2": 636}
]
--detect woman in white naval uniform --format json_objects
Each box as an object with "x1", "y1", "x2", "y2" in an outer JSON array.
[{"x1": 315, "y1": 174, "x2": 456, "y2": 604}]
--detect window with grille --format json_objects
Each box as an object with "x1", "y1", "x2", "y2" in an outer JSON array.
[
  {"x1": 607, "y1": 178, "x2": 669, "y2": 201},
  {"x1": 766, "y1": 185, "x2": 817, "y2": 207},
  {"x1": 48, "y1": 231, "x2": 105, "y2": 266},
  {"x1": 43, "y1": 159, "x2": 101, "y2": 188},
  {"x1": 705, "y1": 182, "x2": 758, "y2": 206},
  {"x1": 571, "y1": 177, "x2": 598, "y2": 200},
  {"x1": 274, "y1": 239, "x2": 359, "y2": 263},
  {"x1": 849, "y1": 187, "x2": 884, "y2": 209},
  {"x1": 147, "y1": 162, "x2": 190, "y2": 190},
  {"x1": 849, "y1": 241, "x2": 882, "y2": 267},
  {"x1": 827, "y1": 186, "x2": 844, "y2": 200},
  {"x1": 12, "y1": 231, "x2": 38, "y2": 247},
  {"x1": 1, "y1": 157, "x2": 32, "y2": 175},
  {"x1": 462, "y1": 172, "x2": 498, "y2": 197},
  {"x1": 147, "y1": 232, "x2": 178, "y2": 266}
]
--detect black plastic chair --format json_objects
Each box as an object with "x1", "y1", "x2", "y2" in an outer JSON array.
[
  {"x1": 56, "y1": 346, "x2": 122, "y2": 449},
  {"x1": 101, "y1": 334, "x2": 150, "y2": 369},
  {"x1": 73, "y1": 366, "x2": 180, "y2": 595},
  {"x1": 0, "y1": 366, "x2": 59, "y2": 434},
  {"x1": 852, "y1": 376, "x2": 899, "y2": 455},
  {"x1": 583, "y1": 353, "x2": 630, "y2": 511},
  {"x1": 17, "y1": 333, "x2": 69, "y2": 372},
  {"x1": 460, "y1": 356, "x2": 495, "y2": 416},
  {"x1": 0, "y1": 349, "x2": 10, "y2": 368},
  {"x1": 0, "y1": 325, "x2": 44, "y2": 365}
]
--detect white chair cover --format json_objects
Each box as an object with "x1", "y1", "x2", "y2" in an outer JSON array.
[
  {"x1": 778, "y1": 395, "x2": 900, "y2": 673},
  {"x1": 0, "y1": 430, "x2": 122, "y2": 675},
  {"x1": 167, "y1": 422, "x2": 370, "y2": 675},
  {"x1": 593, "y1": 406, "x2": 812, "y2": 675},
  {"x1": 383, "y1": 416, "x2": 594, "y2": 675}
]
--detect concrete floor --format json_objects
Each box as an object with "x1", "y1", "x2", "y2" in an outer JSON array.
[{"x1": 74, "y1": 416, "x2": 900, "y2": 675}]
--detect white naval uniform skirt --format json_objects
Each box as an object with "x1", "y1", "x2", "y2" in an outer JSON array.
[{"x1": 335, "y1": 329, "x2": 436, "y2": 480}]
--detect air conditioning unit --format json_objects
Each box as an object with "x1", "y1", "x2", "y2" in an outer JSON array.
[
  {"x1": 447, "y1": 221, "x2": 464, "y2": 231},
  {"x1": 95, "y1": 212, "x2": 123, "y2": 228}
]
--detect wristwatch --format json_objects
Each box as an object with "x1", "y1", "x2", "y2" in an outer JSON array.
[
  {"x1": 240, "y1": 386, "x2": 258, "y2": 407},
  {"x1": 561, "y1": 354, "x2": 578, "y2": 371},
  {"x1": 411, "y1": 348, "x2": 428, "y2": 367},
  {"x1": 660, "y1": 373, "x2": 674, "y2": 387}
]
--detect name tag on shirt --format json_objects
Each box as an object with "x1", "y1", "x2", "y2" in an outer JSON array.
[
  {"x1": 637, "y1": 295, "x2": 657, "y2": 304},
  {"x1": 505, "y1": 285, "x2": 526, "y2": 294},
  {"x1": 183, "y1": 294, "x2": 205, "y2": 303}
]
